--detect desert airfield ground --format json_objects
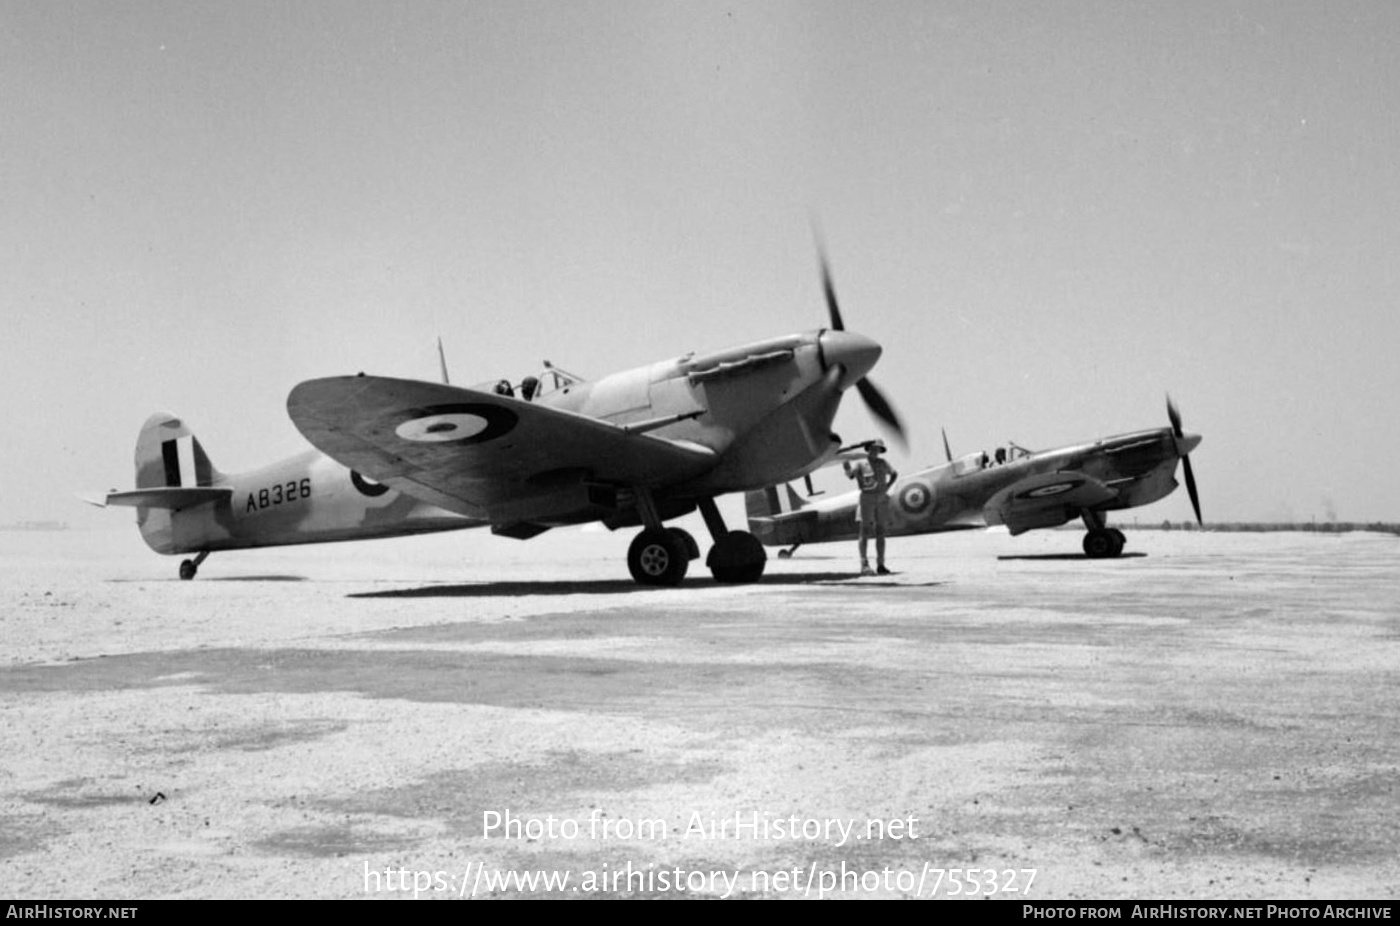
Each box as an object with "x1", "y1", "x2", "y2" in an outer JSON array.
[{"x1": 1, "y1": 523, "x2": 1397, "y2": 900}]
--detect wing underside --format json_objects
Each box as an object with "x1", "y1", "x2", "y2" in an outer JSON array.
[
  {"x1": 287, "y1": 376, "x2": 717, "y2": 522},
  {"x1": 984, "y1": 470, "x2": 1118, "y2": 535}
]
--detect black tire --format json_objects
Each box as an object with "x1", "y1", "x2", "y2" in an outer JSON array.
[
  {"x1": 628, "y1": 529, "x2": 689, "y2": 586},
  {"x1": 666, "y1": 527, "x2": 700, "y2": 561},
  {"x1": 1083, "y1": 530, "x2": 1116, "y2": 559},
  {"x1": 179, "y1": 560, "x2": 197, "y2": 580},
  {"x1": 707, "y1": 531, "x2": 767, "y2": 583}
]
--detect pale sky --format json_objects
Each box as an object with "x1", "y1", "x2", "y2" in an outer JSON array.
[{"x1": 4, "y1": 1, "x2": 1399, "y2": 527}]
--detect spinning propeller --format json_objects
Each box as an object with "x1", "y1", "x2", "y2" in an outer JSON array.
[
  {"x1": 1167, "y1": 395, "x2": 1203, "y2": 525},
  {"x1": 819, "y1": 249, "x2": 907, "y2": 449}
]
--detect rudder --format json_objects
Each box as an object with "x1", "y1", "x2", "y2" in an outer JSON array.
[
  {"x1": 132, "y1": 413, "x2": 224, "y2": 554},
  {"x1": 135, "y1": 413, "x2": 223, "y2": 489}
]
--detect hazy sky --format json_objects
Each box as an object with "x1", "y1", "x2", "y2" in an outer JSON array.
[{"x1": 5, "y1": 1, "x2": 1399, "y2": 527}]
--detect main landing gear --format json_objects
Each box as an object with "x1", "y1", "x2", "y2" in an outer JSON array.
[
  {"x1": 1080, "y1": 512, "x2": 1126, "y2": 559},
  {"x1": 625, "y1": 493, "x2": 767, "y2": 586},
  {"x1": 178, "y1": 550, "x2": 210, "y2": 580},
  {"x1": 627, "y1": 527, "x2": 698, "y2": 586}
]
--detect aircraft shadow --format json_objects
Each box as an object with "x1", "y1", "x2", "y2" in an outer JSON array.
[
  {"x1": 106, "y1": 575, "x2": 309, "y2": 583},
  {"x1": 349, "y1": 572, "x2": 941, "y2": 598},
  {"x1": 207, "y1": 575, "x2": 309, "y2": 582},
  {"x1": 996, "y1": 552, "x2": 1148, "y2": 562},
  {"x1": 351, "y1": 579, "x2": 653, "y2": 598}
]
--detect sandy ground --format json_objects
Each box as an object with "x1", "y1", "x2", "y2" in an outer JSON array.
[{"x1": 1, "y1": 524, "x2": 1397, "y2": 900}]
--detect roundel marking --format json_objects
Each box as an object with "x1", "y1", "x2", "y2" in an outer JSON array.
[
  {"x1": 1017, "y1": 478, "x2": 1084, "y2": 500},
  {"x1": 396, "y1": 413, "x2": 491, "y2": 442},
  {"x1": 388, "y1": 403, "x2": 518, "y2": 445},
  {"x1": 351, "y1": 470, "x2": 390, "y2": 497},
  {"x1": 899, "y1": 483, "x2": 933, "y2": 514}
]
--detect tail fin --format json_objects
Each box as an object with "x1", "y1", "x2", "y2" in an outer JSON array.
[
  {"x1": 135, "y1": 413, "x2": 223, "y2": 490},
  {"x1": 745, "y1": 483, "x2": 811, "y2": 546},
  {"x1": 744, "y1": 483, "x2": 807, "y2": 520},
  {"x1": 130, "y1": 413, "x2": 224, "y2": 554}
]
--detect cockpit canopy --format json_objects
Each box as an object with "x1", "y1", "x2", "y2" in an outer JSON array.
[
  {"x1": 476, "y1": 361, "x2": 584, "y2": 402},
  {"x1": 948, "y1": 442, "x2": 1032, "y2": 476}
]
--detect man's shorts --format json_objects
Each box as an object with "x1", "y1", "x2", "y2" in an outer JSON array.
[{"x1": 855, "y1": 493, "x2": 890, "y2": 530}]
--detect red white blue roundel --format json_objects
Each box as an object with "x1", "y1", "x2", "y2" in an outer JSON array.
[
  {"x1": 389, "y1": 403, "x2": 518, "y2": 445},
  {"x1": 1016, "y1": 477, "x2": 1084, "y2": 500},
  {"x1": 899, "y1": 482, "x2": 933, "y2": 514}
]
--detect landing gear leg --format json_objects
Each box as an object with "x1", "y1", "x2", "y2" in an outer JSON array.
[
  {"x1": 179, "y1": 550, "x2": 210, "y2": 580},
  {"x1": 1080, "y1": 512, "x2": 1125, "y2": 559},
  {"x1": 626, "y1": 489, "x2": 690, "y2": 586},
  {"x1": 698, "y1": 498, "x2": 767, "y2": 583}
]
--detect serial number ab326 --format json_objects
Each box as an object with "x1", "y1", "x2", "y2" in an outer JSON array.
[{"x1": 245, "y1": 478, "x2": 312, "y2": 514}]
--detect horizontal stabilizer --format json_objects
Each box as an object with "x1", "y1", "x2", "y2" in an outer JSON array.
[{"x1": 100, "y1": 487, "x2": 233, "y2": 510}]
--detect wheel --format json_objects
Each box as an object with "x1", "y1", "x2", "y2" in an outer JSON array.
[
  {"x1": 628, "y1": 529, "x2": 690, "y2": 586},
  {"x1": 1109, "y1": 528, "x2": 1126, "y2": 557},
  {"x1": 707, "y1": 531, "x2": 767, "y2": 583},
  {"x1": 179, "y1": 559, "x2": 197, "y2": 580},
  {"x1": 1083, "y1": 529, "x2": 1117, "y2": 559},
  {"x1": 666, "y1": 527, "x2": 700, "y2": 561},
  {"x1": 777, "y1": 549, "x2": 792, "y2": 560}
]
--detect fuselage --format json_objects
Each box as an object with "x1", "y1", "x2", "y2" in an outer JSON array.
[{"x1": 136, "y1": 449, "x2": 477, "y2": 555}]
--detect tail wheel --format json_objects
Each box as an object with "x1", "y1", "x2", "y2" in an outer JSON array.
[
  {"x1": 628, "y1": 529, "x2": 690, "y2": 586},
  {"x1": 179, "y1": 559, "x2": 197, "y2": 580}
]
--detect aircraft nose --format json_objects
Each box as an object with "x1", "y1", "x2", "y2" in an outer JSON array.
[
  {"x1": 1177, "y1": 432, "x2": 1202, "y2": 455},
  {"x1": 820, "y1": 329, "x2": 882, "y2": 386}
]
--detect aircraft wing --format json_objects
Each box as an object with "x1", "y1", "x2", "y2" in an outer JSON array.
[
  {"x1": 287, "y1": 376, "x2": 718, "y2": 521},
  {"x1": 983, "y1": 470, "x2": 1118, "y2": 535}
]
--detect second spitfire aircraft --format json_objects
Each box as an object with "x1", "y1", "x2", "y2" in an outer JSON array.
[
  {"x1": 746, "y1": 399, "x2": 1202, "y2": 559},
  {"x1": 95, "y1": 256, "x2": 904, "y2": 586}
]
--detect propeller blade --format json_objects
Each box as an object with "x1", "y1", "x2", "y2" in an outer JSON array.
[
  {"x1": 1167, "y1": 394, "x2": 1202, "y2": 525},
  {"x1": 856, "y1": 377, "x2": 906, "y2": 448},
  {"x1": 941, "y1": 427, "x2": 953, "y2": 463},
  {"x1": 1182, "y1": 453, "x2": 1203, "y2": 526},
  {"x1": 820, "y1": 253, "x2": 846, "y2": 332},
  {"x1": 816, "y1": 241, "x2": 906, "y2": 448}
]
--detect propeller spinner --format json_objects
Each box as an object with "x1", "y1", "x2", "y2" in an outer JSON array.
[
  {"x1": 818, "y1": 250, "x2": 907, "y2": 448},
  {"x1": 1167, "y1": 395, "x2": 1203, "y2": 525}
]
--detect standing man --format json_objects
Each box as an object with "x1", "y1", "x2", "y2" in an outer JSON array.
[{"x1": 843, "y1": 440, "x2": 898, "y2": 576}]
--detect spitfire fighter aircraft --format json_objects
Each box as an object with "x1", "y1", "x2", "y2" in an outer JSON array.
[
  {"x1": 746, "y1": 400, "x2": 1202, "y2": 559},
  {"x1": 97, "y1": 258, "x2": 904, "y2": 585}
]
